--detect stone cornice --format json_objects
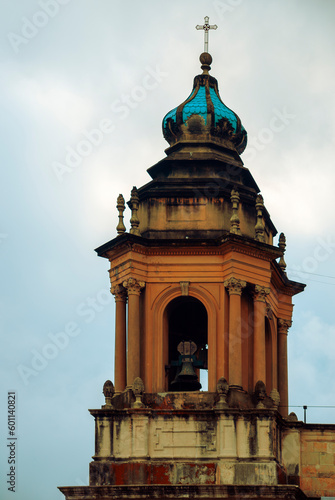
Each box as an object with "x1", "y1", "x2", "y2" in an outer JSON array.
[
  {"x1": 97, "y1": 233, "x2": 282, "y2": 260},
  {"x1": 271, "y1": 260, "x2": 305, "y2": 297},
  {"x1": 97, "y1": 234, "x2": 304, "y2": 298},
  {"x1": 59, "y1": 484, "x2": 308, "y2": 500},
  {"x1": 89, "y1": 407, "x2": 280, "y2": 418}
]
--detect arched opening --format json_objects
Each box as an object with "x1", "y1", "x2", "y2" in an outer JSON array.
[{"x1": 165, "y1": 296, "x2": 208, "y2": 391}]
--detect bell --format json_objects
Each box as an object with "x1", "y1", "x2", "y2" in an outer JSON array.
[
  {"x1": 171, "y1": 343, "x2": 202, "y2": 392},
  {"x1": 171, "y1": 358, "x2": 202, "y2": 391},
  {"x1": 177, "y1": 358, "x2": 197, "y2": 378}
]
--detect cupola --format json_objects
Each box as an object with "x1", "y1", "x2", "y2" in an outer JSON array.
[{"x1": 162, "y1": 53, "x2": 247, "y2": 154}]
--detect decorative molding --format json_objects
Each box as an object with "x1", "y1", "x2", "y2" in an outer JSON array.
[
  {"x1": 109, "y1": 245, "x2": 277, "y2": 262},
  {"x1": 104, "y1": 240, "x2": 281, "y2": 261},
  {"x1": 224, "y1": 276, "x2": 246, "y2": 296},
  {"x1": 150, "y1": 283, "x2": 218, "y2": 327}
]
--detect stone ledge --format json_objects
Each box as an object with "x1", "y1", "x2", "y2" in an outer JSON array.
[{"x1": 58, "y1": 484, "x2": 308, "y2": 500}]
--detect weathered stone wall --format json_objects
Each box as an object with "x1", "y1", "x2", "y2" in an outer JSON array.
[
  {"x1": 300, "y1": 425, "x2": 335, "y2": 497},
  {"x1": 90, "y1": 407, "x2": 283, "y2": 487}
]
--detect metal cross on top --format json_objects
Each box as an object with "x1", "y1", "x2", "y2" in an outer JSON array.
[{"x1": 196, "y1": 16, "x2": 218, "y2": 53}]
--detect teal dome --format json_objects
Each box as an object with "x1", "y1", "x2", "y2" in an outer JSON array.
[{"x1": 162, "y1": 53, "x2": 247, "y2": 155}]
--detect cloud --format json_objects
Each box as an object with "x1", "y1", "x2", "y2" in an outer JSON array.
[
  {"x1": 13, "y1": 76, "x2": 95, "y2": 132},
  {"x1": 289, "y1": 312, "x2": 335, "y2": 410}
]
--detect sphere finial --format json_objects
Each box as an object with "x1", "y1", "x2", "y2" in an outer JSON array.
[{"x1": 200, "y1": 52, "x2": 212, "y2": 74}]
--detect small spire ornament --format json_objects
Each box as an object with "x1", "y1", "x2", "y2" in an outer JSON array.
[
  {"x1": 132, "y1": 377, "x2": 145, "y2": 409},
  {"x1": 215, "y1": 377, "x2": 229, "y2": 409},
  {"x1": 286, "y1": 412, "x2": 298, "y2": 422},
  {"x1": 230, "y1": 188, "x2": 241, "y2": 235},
  {"x1": 102, "y1": 380, "x2": 115, "y2": 408},
  {"x1": 129, "y1": 186, "x2": 141, "y2": 236},
  {"x1": 269, "y1": 388, "x2": 280, "y2": 410},
  {"x1": 255, "y1": 194, "x2": 265, "y2": 243},
  {"x1": 255, "y1": 380, "x2": 266, "y2": 409},
  {"x1": 278, "y1": 232, "x2": 287, "y2": 274},
  {"x1": 116, "y1": 194, "x2": 126, "y2": 235}
]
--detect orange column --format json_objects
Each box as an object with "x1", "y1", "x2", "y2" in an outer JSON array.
[
  {"x1": 224, "y1": 277, "x2": 246, "y2": 389},
  {"x1": 123, "y1": 278, "x2": 145, "y2": 387},
  {"x1": 253, "y1": 285, "x2": 270, "y2": 387},
  {"x1": 111, "y1": 284, "x2": 127, "y2": 393},
  {"x1": 278, "y1": 319, "x2": 291, "y2": 417}
]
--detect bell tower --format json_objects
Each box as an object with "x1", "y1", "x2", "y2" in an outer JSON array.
[
  {"x1": 60, "y1": 37, "x2": 335, "y2": 500},
  {"x1": 95, "y1": 50, "x2": 304, "y2": 411}
]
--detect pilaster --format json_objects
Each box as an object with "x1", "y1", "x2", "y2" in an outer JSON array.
[
  {"x1": 123, "y1": 278, "x2": 145, "y2": 386},
  {"x1": 278, "y1": 318, "x2": 291, "y2": 417},
  {"x1": 252, "y1": 285, "x2": 270, "y2": 386},
  {"x1": 111, "y1": 284, "x2": 127, "y2": 393},
  {"x1": 224, "y1": 277, "x2": 246, "y2": 388}
]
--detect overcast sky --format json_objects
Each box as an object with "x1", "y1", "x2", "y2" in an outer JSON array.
[{"x1": 1, "y1": 1, "x2": 335, "y2": 499}]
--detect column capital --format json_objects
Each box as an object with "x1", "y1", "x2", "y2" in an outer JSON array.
[
  {"x1": 266, "y1": 303, "x2": 273, "y2": 319},
  {"x1": 224, "y1": 277, "x2": 246, "y2": 296},
  {"x1": 123, "y1": 277, "x2": 145, "y2": 296},
  {"x1": 253, "y1": 285, "x2": 270, "y2": 302},
  {"x1": 111, "y1": 284, "x2": 127, "y2": 302},
  {"x1": 278, "y1": 318, "x2": 292, "y2": 335}
]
